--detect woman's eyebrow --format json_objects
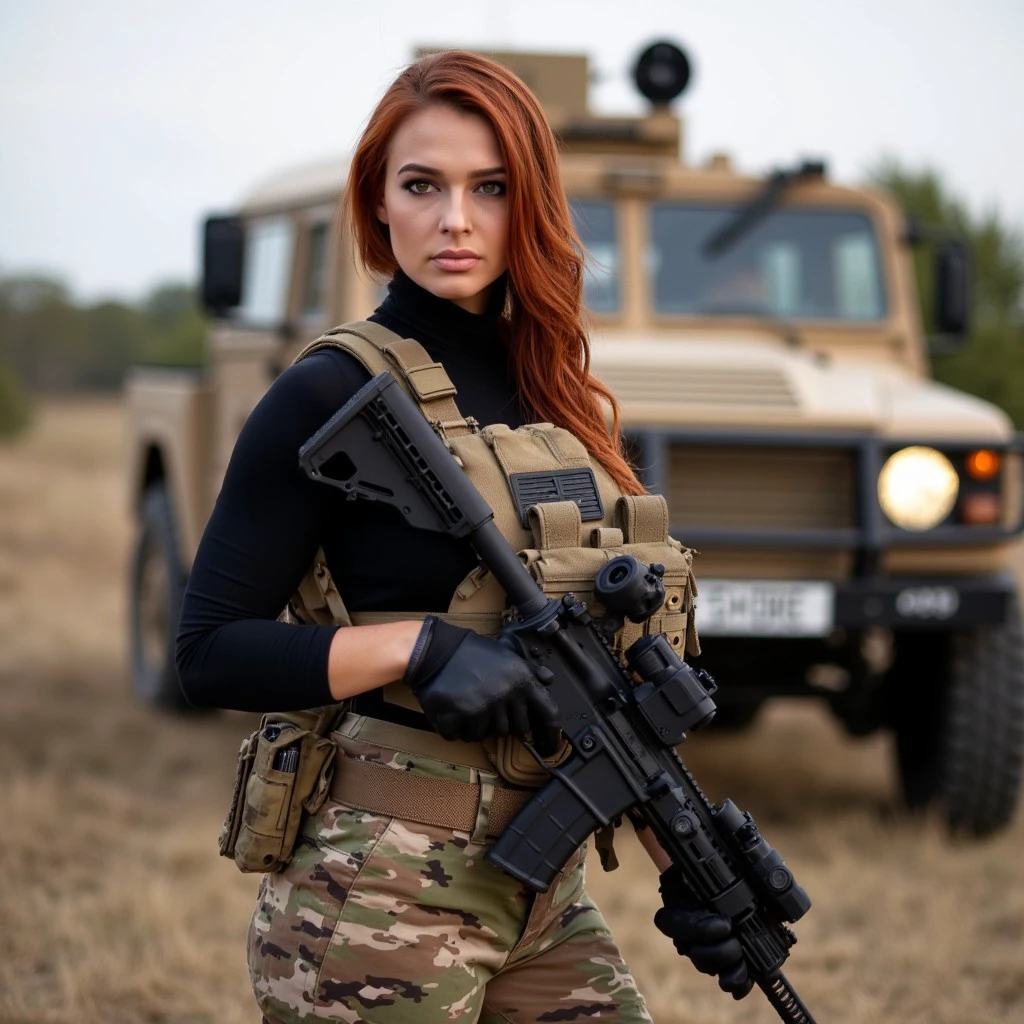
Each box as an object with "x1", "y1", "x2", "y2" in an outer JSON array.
[{"x1": 396, "y1": 162, "x2": 506, "y2": 178}]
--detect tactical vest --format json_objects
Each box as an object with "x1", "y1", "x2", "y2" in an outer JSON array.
[{"x1": 286, "y1": 321, "x2": 700, "y2": 786}]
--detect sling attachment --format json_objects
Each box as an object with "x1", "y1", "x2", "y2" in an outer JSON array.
[{"x1": 288, "y1": 547, "x2": 351, "y2": 627}]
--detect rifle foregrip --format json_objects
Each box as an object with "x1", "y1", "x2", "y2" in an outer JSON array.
[{"x1": 485, "y1": 773, "x2": 602, "y2": 893}]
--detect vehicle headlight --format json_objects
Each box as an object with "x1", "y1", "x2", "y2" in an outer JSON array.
[{"x1": 878, "y1": 446, "x2": 959, "y2": 531}]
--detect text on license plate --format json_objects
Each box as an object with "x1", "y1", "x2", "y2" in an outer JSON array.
[{"x1": 696, "y1": 580, "x2": 835, "y2": 637}]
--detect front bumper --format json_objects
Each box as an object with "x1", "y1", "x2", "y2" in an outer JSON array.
[
  {"x1": 835, "y1": 572, "x2": 1017, "y2": 630},
  {"x1": 629, "y1": 427, "x2": 1024, "y2": 557}
]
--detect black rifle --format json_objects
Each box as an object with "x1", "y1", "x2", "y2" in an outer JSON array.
[{"x1": 299, "y1": 372, "x2": 818, "y2": 1024}]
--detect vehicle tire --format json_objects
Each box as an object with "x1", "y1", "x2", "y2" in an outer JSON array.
[
  {"x1": 129, "y1": 483, "x2": 193, "y2": 711},
  {"x1": 888, "y1": 596, "x2": 1024, "y2": 836}
]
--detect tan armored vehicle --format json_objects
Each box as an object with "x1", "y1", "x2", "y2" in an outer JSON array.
[{"x1": 126, "y1": 42, "x2": 1024, "y2": 835}]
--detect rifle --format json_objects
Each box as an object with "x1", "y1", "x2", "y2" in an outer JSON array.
[{"x1": 299, "y1": 372, "x2": 818, "y2": 1024}]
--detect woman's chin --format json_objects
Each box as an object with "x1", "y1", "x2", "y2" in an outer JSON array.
[{"x1": 416, "y1": 271, "x2": 495, "y2": 311}]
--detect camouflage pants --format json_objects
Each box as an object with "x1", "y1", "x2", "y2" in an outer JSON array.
[{"x1": 248, "y1": 735, "x2": 653, "y2": 1023}]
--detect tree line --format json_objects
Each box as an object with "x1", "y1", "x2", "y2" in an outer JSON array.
[
  {"x1": 870, "y1": 163, "x2": 1024, "y2": 429},
  {"x1": 0, "y1": 279, "x2": 206, "y2": 435},
  {"x1": 0, "y1": 163, "x2": 1022, "y2": 439}
]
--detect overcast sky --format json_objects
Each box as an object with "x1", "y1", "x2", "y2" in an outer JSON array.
[{"x1": 2, "y1": 0, "x2": 1022, "y2": 303}]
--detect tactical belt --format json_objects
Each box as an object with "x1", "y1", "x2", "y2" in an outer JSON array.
[
  {"x1": 329, "y1": 714, "x2": 532, "y2": 841},
  {"x1": 334, "y1": 712, "x2": 493, "y2": 767}
]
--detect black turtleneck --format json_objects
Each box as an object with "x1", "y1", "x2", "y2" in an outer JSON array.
[{"x1": 175, "y1": 272, "x2": 529, "y2": 711}]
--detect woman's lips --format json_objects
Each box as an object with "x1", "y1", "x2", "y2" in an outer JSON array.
[{"x1": 431, "y1": 254, "x2": 481, "y2": 272}]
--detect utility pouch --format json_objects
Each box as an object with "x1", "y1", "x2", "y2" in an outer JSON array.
[
  {"x1": 480, "y1": 732, "x2": 573, "y2": 787},
  {"x1": 219, "y1": 707, "x2": 340, "y2": 873}
]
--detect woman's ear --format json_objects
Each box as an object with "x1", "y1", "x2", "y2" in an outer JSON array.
[{"x1": 376, "y1": 195, "x2": 389, "y2": 225}]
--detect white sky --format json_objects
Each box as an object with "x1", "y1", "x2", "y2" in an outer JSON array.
[{"x1": 1, "y1": 0, "x2": 1022, "y2": 303}]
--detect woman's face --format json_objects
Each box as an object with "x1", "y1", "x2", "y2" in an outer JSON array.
[{"x1": 377, "y1": 104, "x2": 509, "y2": 314}]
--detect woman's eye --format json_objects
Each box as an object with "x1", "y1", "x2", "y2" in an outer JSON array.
[
  {"x1": 405, "y1": 180, "x2": 436, "y2": 195},
  {"x1": 477, "y1": 181, "x2": 506, "y2": 196}
]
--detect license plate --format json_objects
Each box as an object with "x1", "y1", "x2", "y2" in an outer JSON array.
[{"x1": 696, "y1": 580, "x2": 835, "y2": 637}]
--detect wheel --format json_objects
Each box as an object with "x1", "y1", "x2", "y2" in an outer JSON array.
[
  {"x1": 129, "y1": 483, "x2": 193, "y2": 710},
  {"x1": 888, "y1": 595, "x2": 1024, "y2": 836}
]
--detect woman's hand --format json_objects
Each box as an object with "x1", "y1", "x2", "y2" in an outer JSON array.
[
  {"x1": 654, "y1": 865, "x2": 754, "y2": 999},
  {"x1": 405, "y1": 617, "x2": 562, "y2": 754}
]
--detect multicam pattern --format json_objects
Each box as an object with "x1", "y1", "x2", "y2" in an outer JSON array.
[{"x1": 248, "y1": 739, "x2": 653, "y2": 1023}]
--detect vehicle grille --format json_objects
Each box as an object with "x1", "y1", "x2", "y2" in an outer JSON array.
[
  {"x1": 668, "y1": 445, "x2": 857, "y2": 530},
  {"x1": 666, "y1": 444, "x2": 858, "y2": 580},
  {"x1": 600, "y1": 365, "x2": 797, "y2": 409},
  {"x1": 689, "y1": 547, "x2": 855, "y2": 581}
]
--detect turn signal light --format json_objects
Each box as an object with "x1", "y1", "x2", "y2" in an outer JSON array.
[
  {"x1": 965, "y1": 449, "x2": 1001, "y2": 480},
  {"x1": 960, "y1": 492, "x2": 1001, "y2": 525}
]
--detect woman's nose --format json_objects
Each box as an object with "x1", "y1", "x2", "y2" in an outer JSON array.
[{"x1": 439, "y1": 190, "x2": 470, "y2": 234}]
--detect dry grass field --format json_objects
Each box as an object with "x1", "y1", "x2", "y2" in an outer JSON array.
[{"x1": 1, "y1": 398, "x2": 1022, "y2": 1024}]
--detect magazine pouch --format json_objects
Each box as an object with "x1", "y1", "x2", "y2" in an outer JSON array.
[{"x1": 218, "y1": 707, "x2": 340, "y2": 873}]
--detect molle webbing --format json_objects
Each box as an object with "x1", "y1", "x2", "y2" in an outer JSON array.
[{"x1": 618, "y1": 493, "x2": 670, "y2": 544}]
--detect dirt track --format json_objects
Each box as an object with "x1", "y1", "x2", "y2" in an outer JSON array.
[{"x1": 1, "y1": 399, "x2": 1022, "y2": 1024}]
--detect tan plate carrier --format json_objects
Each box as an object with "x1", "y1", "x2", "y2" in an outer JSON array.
[{"x1": 287, "y1": 320, "x2": 700, "y2": 787}]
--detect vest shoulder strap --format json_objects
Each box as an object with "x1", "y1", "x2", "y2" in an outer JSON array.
[{"x1": 297, "y1": 321, "x2": 475, "y2": 440}]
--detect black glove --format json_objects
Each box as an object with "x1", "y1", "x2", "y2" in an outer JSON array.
[
  {"x1": 654, "y1": 866, "x2": 753, "y2": 1000},
  {"x1": 404, "y1": 616, "x2": 562, "y2": 756}
]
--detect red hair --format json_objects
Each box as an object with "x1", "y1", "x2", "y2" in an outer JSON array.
[{"x1": 346, "y1": 50, "x2": 644, "y2": 496}]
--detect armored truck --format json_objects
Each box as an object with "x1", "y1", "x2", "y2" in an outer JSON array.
[{"x1": 126, "y1": 42, "x2": 1024, "y2": 835}]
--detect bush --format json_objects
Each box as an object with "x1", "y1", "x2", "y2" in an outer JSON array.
[{"x1": 0, "y1": 354, "x2": 32, "y2": 438}]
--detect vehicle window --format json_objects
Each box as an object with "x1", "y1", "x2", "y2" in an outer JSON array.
[
  {"x1": 571, "y1": 200, "x2": 620, "y2": 314},
  {"x1": 650, "y1": 204, "x2": 887, "y2": 321},
  {"x1": 237, "y1": 216, "x2": 296, "y2": 326},
  {"x1": 302, "y1": 222, "x2": 330, "y2": 316}
]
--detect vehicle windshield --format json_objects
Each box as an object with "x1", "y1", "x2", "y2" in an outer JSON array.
[
  {"x1": 572, "y1": 200, "x2": 620, "y2": 314},
  {"x1": 651, "y1": 203, "x2": 887, "y2": 321}
]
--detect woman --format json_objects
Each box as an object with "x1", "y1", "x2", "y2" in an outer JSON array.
[{"x1": 177, "y1": 50, "x2": 749, "y2": 1023}]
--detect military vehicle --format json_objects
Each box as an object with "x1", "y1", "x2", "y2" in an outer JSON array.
[{"x1": 126, "y1": 41, "x2": 1024, "y2": 836}]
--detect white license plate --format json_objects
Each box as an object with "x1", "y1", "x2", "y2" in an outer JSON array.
[{"x1": 696, "y1": 580, "x2": 835, "y2": 637}]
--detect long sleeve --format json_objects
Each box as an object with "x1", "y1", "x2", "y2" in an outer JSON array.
[{"x1": 174, "y1": 349, "x2": 370, "y2": 711}]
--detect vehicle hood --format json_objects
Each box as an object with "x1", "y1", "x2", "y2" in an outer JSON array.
[{"x1": 590, "y1": 331, "x2": 1014, "y2": 441}]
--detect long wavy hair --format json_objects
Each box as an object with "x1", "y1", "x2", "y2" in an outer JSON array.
[{"x1": 346, "y1": 50, "x2": 644, "y2": 496}]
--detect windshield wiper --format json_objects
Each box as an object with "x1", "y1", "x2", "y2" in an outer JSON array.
[
  {"x1": 702, "y1": 160, "x2": 826, "y2": 258},
  {"x1": 696, "y1": 302, "x2": 803, "y2": 349}
]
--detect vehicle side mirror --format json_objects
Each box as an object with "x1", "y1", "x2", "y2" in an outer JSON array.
[
  {"x1": 201, "y1": 216, "x2": 244, "y2": 316},
  {"x1": 932, "y1": 239, "x2": 971, "y2": 347}
]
